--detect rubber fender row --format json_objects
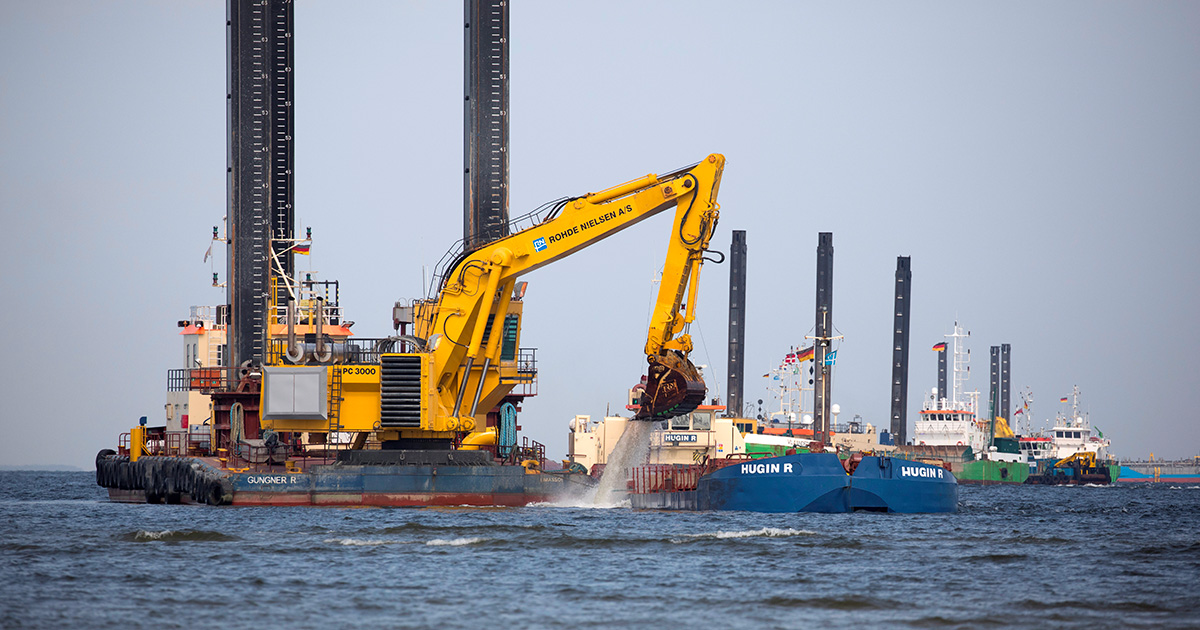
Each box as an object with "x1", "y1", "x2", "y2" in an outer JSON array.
[{"x1": 94, "y1": 451, "x2": 234, "y2": 506}]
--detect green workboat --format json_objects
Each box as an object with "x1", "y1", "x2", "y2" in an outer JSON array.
[{"x1": 903, "y1": 323, "x2": 1029, "y2": 484}]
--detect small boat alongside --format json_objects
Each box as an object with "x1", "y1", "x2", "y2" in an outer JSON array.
[{"x1": 1022, "y1": 387, "x2": 1121, "y2": 485}]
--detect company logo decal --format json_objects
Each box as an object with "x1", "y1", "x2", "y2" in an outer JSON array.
[
  {"x1": 900, "y1": 466, "x2": 945, "y2": 479},
  {"x1": 740, "y1": 462, "x2": 796, "y2": 474}
]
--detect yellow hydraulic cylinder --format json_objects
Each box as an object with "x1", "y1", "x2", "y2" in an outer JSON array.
[
  {"x1": 130, "y1": 426, "x2": 145, "y2": 462},
  {"x1": 585, "y1": 173, "x2": 659, "y2": 204}
]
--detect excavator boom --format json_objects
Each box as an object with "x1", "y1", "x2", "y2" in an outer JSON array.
[{"x1": 412, "y1": 154, "x2": 725, "y2": 433}]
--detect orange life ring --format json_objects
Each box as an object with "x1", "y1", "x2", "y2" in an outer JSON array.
[{"x1": 957, "y1": 441, "x2": 964, "y2": 446}]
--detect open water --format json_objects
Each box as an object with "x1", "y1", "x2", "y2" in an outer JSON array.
[{"x1": 2, "y1": 471, "x2": 1198, "y2": 629}]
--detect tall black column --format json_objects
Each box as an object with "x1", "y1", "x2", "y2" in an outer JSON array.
[
  {"x1": 988, "y1": 345, "x2": 1001, "y2": 447},
  {"x1": 937, "y1": 348, "x2": 947, "y2": 402},
  {"x1": 1000, "y1": 343, "x2": 1011, "y2": 422},
  {"x1": 989, "y1": 346, "x2": 1001, "y2": 417},
  {"x1": 725, "y1": 231, "x2": 747, "y2": 418},
  {"x1": 813, "y1": 233, "x2": 834, "y2": 444},
  {"x1": 889, "y1": 256, "x2": 911, "y2": 445},
  {"x1": 227, "y1": 0, "x2": 294, "y2": 369},
  {"x1": 463, "y1": 0, "x2": 510, "y2": 251}
]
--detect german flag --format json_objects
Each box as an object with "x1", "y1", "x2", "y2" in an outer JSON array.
[
  {"x1": 293, "y1": 242, "x2": 311, "y2": 255},
  {"x1": 796, "y1": 346, "x2": 815, "y2": 362},
  {"x1": 932, "y1": 342, "x2": 947, "y2": 352},
  {"x1": 1060, "y1": 397, "x2": 1068, "y2": 403}
]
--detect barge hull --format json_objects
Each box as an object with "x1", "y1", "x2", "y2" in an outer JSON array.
[
  {"x1": 97, "y1": 455, "x2": 588, "y2": 507},
  {"x1": 631, "y1": 454, "x2": 958, "y2": 513}
]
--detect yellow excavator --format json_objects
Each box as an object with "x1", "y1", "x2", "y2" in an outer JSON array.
[
  {"x1": 1054, "y1": 451, "x2": 1097, "y2": 470},
  {"x1": 260, "y1": 154, "x2": 724, "y2": 448}
]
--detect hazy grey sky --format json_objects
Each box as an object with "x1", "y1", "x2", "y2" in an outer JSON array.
[{"x1": 2, "y1": 1, "x2": 1197, "y2": 468}]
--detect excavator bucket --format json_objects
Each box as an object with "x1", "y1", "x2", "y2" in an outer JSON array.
[{"x1": 633, "y1": 354, "x2": 707, "y2": 421}]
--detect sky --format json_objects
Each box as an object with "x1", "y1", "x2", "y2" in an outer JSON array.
[{"x1": 1, "y1": 1, "x2": 1198, "y2": 468}]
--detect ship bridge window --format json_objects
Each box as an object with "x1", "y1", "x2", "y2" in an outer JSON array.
[
  {"x1": 692, "y1": 412, "x2": 711, "y2": 431},
  {"x1": 670, "y1": 414, "x2": 690, "y2": 430}
]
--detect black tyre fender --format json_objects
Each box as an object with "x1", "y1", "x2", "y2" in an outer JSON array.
[
  {"x1": 177, "y1": 461, "x2": 190, "y2": 493},
  {"x1": 131, "y1": 460, "x2": 144, "y2": 490},
  {"x1": 209, "y1": 478, "x2": 234, "y2": 506},
  {"x1": 144, "y1": 459, "x2": 156, "y2": 490},
  {"x1": 188, "y1": 461, "x2": 205, "y2": 497},
  {"x1": 164, "y1": 460, "x2": 179, "y2": 495},
  {"x1": 201, "y1": 480, "x2": 218, "y2": 506},
  {"x1": 152, "y1": 458, "x2": 166, "y2": 494},
  {"x1": 95, "y1": 449, "x2": 116, "y2": 486},
  {"x1": 149, "y1": 460, "x2": 163, "y2": 496}
]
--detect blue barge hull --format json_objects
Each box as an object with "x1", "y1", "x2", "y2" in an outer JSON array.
[{"x1": 632, "y1": 454, "x2": 958, "y2": 513}]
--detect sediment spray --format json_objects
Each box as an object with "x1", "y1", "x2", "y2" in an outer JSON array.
[{"x1": 591, "y1": 421, "x2": 653, "y2": 507}]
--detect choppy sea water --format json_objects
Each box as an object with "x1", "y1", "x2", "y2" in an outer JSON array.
[{"x1": 2, "y1": 471, "x2": 1198, "y2": 629}]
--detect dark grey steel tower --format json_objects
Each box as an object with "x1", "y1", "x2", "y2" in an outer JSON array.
[
  {"x1": 463, "y1": 0, "x2": 510, "y2": 251},
  {"x1": 889, "y1": 256, "x2": 911, "y2": 445},
  {"x1": 725, "y1": 231, "x2": 748, "y2": 418},
  {"x1": 226, "y1": 0, "x2": 294, "y2": 369},
  {"x1": 937, "y1": 348, "x2": 948, "y2": 401},
  {"x1": 989, "y1": 345, "x2": 1001, "y2": 420},
  {"x1": 813, "y1": 233, "x2": 834, "y2": 445},
  {"x1": 1000, "y1": 343, "x2": 1011, "y2": 422}
]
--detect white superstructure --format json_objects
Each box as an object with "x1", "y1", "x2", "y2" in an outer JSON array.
[
  {"x1": 1044, "y1": 386, "x2": 1111, "y2": 460},
  {"x1": 913, "y1": 323, "x2": 986, "y2": 452},
  {"x1": 567, "y1": 406, "x2": 747, "y2": 474}
]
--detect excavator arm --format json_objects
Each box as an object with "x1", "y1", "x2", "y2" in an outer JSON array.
[
  {"x1": 1055, "y1": 451, "x2": 1096, "y2": 469},
  {"x1": 412, "y1": 154, "x2": 724, "y2": 433},
  {"x1": 634, "y1": 160, "x2": 723, "y2": 420}
]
